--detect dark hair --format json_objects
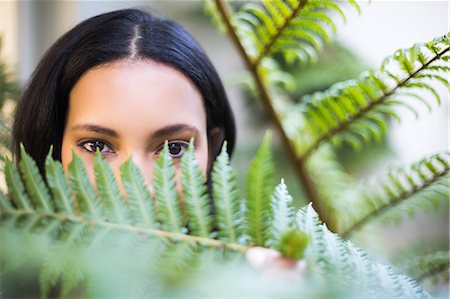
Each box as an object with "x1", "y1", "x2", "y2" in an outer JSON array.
[{"x1": 12, "y1": 8, "x2": 235, "y2": 174}]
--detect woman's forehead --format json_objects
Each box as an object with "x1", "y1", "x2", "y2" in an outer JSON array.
[{"x1": 67, "y1": 60, "x2": 207, "y2": 132}]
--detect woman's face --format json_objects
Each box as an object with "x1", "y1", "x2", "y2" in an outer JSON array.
[{"x1": 61, "y1": 59, "x2": 209, "y2": 190}]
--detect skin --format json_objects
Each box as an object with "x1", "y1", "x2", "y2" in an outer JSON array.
[{"x1": 61, "y1": 59, "x2": 209, "y2": 190}]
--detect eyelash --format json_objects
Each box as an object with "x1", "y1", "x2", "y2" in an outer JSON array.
[
  {"x1": 155, "y1": 140, "x2": 190, "y2": 159},
  {"x1": 77, "y1": 139, "x2": 190, "y2": 159},
  {"x1": 78, "y1": 139, "x2": 115, "y2": 155}
]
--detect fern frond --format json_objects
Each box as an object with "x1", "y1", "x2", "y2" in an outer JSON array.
[
  {"x1": 296, "y1": 204, "x2": 432, "y2": 298},
  {"x1": 2, "y1": 201, "x2": 247, "y2": 252},
  {"x1": 229, "y1": 0, "x2": 358, "y2": 65},
  {"x1": 296, "y1": 34, "x2": 449, "y2": 158},
  {"x1": 341, "y1": 152, "x2": 450, "y2": 237},
  {"x1": 40, "y1": 256, "x2": 62, "y2": 298},
  {"x1": 155, "y1": 241, "x2": 200, "y2": 282},
  {"x1": 0, "y1": 188, "x2": 12, "y2": 212},
  {"x1": 246, "y1": 132, "x2": 274, "y2": 246},
  {"x1": 45, "y1": 150, "x2": 75, "y2": 216},
  {"x1": 2, "y1": 150, "x2": 248, "y2": 252},
  {"x1": 211, "y1": 141, "x2": 244, "y2": 244},
  {"x1": 410, "y1": 251, "x2": 450, "y2": 283},
  {"x1": 153, "y1": 141, "x2": 184, "y2": 233},
  {"x1": 40, "y1": 250, "x2": 84, "y2": 298},
  {"x1": 67, "y1": 150, "x2": 102, "y2": 219},
  {"x1": 4, "y1": 156, "x2": 33, "y2": 211},
  {"x1": 204, "y1": 0, "x2": 227, "y2": 33},
  {"x1": 59, "y1": 257, "x2": 84, "y2": 298},
  {"x1": 181, "y1": 140, "x2": 212, "y2": 238},
  {"x1": 269, "y1": 179, "x2": 308, "y2": 259},
  {"x1": 119, "y1": 157, "x2": 155, "y2": 226},
  {"x1": 19, "y1": 144, "x2": 53, "y2": 213},
  {"x1": 269, "y1": 179, "x2": 295, "y2": 244},
  {"x1": 1, "y1": 145, "x2": 437, "y2": 298},
  {"x1": 94, "y1": 153, "x2": 126, "y2": 223}
]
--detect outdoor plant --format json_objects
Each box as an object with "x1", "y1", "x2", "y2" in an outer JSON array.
[
  {"x1": 0, "y1": 0, "x2": 448, "y2": 298},
  {"x1": 206, "y1": 0, "x2": 449, "y2": 284}
]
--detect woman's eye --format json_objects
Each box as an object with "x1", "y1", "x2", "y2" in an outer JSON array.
[
  {"x1": 166, "y1": 141, "x2": 189, "y2": 159},
  {"x1": 79, "y1": 140, "x2": 115, "y2": 154}
]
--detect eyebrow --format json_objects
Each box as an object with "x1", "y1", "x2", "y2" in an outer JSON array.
[
  {"x1": 151, "y1": 124, "x2": 200, "y2": 140},
  {"x1": 71, "y1": 124, "x2": 119, "y2": 138},
  {"x1": 70, "y1": 123, "x2": 199, "y2": 140}
]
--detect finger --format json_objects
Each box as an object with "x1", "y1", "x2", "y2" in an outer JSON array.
[{"x1": 245, "y1": 247, "x2": 280, "y2": 270}]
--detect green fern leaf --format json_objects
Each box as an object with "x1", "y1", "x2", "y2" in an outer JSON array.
[
  {"x1": 228, "y1": 0, "x2": 357, "y2": 65},
  {"x1": 19, "y1": 144, "x2": 53, "y2": 213},
  {"x1": 341, "y1": 152, "x2": 450, "y2": 236},
  {"x1": 94, "y1": 153, "x2": 126, "y2": 223},
  {"x1": 67, "y1": 150, "x2": 102, "y2": 219},
  {"x1": 296, "y1": 204, "x2": 431, "y2": 298},
  {"x1": 211, "y1": 141, "x2": 244, "y2": 244},
  {"x1": 409, "y1": 251, "x2": 450, "y2": 283},
  {"x1": 402, "y1": 82, "x2": 442, "y2": 105},
  {"x1": 385, "y1": 99, "x2": 419, "y2": 118},
  {"x1": 396, "y1": 92, "x2": 432, "y2": 112},
  {"x1": 269, "y1": 179, "x2": 295, "y2": 245},
  {"x1": 415, "y1": 73, "x2": 450, "y2": 89},
  {"x1": 60, "y1": 259, "x2": 84, "y2": 298},
  {"x1": 1, "y1": 143, "x2": 439, "y2": 298},
  {"x1": 153, "y1": 141, "x2": 184, "y2": 233},
  {"x1": 119, "y1": 157, "x2": 155, "y2": 226},
  {"x1": 4, "y1": 156, "x2": 33, "y2": 211},
  {"x1": 308, "y1": 1, "x2": 347, "y2": 22},
  {"x1": 203, "y1": 0, "x2": 227, "y2": 33},
  {"x1": 0, "y1": 188, "x2": 12, "y2": 212},
  {"x1": 246, "y1": 132, "x2": 274, "y2": 246},
  {"x1": 40, "y1": 256, "x2": 63, "y2": 299},
  {"x1": 181, "y1": 140, "x2": 212, "y2": 238},
  {"x1": 268, "y1": 179, "x2": 308, "y2": 259},
  {"x1": 155, "y1": 241, "x2": 200, "y2": 282},
  {"x1": 296, "y1": 34, "x2": 449, "y2": 158},
  {"x1": 45, "y1": 150, "x2": 75, "y2": 216}
]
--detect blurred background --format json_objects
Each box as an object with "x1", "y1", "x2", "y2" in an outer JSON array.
[
  {"x1": 1, "y1": 0, "x2": 448, "y2": 172},
  {"x1": 0, "y1": 0, "x2": 449, "y2": 292},
  {"x1": 1, "y1": 1, "x2": 448, "y2": 158}
]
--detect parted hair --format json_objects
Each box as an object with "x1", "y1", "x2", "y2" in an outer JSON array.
[{"x1": 12, "y1": 8, "x2": 236, "y2": 174}]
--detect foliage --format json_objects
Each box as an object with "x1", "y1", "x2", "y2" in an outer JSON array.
[
  {"x1": 1, "y1": 0, "x2": 449, "y2": 298},
  {"x1": 339, "y1": 152, "x2": 450, "y2": 236},
  {"x1": 0, "y1": 38, "x2": 19, "y2": 110},
  {"x1": 205, "y1": 0, "x2": 449, "y2": 295},
  {"x1": 0, "y1": 143, "x2": 433, "y2": 298},
  {"x1": 0, "y1": 37, "x2": 19, "y2": 156}
]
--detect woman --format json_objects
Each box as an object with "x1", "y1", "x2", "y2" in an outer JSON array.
[
  {"x1": 12, "y1": 8, "x2": 234, "y2": 185},
  {"x1": 12, "y1": 8, "x2": 303, "y2": 274}
]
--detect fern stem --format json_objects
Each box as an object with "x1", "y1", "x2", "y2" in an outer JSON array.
[
  {"x1": 415, "y1": 260, "x2": 450, "y2": 283},
  {"x1": 301, "y1": 45, "x2": 450, "y2": 160},
  {"x1": 253, "y1": 0, "x2": 307, "y2": 66},
  {"x1": 341, "y1": 166, "x2": 449, "y2": 238},
  {"x1": 2, "y1": 209, "x2": 248, "y2": 253},
  {"x1": 214, "y1": 0, "x2": 330, "y2": 230}
]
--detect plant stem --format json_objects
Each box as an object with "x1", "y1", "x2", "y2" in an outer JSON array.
[
  {"x1": 213, "y1": 0, "x2": 333, "y2": 230},
  {"x1": 4, "y1": 209, "x2": 248, "y2": 253},
  {"x1": 301, "y1": 45, "x2": 450, "y2": 161}
]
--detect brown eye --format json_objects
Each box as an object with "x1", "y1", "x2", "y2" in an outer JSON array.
[
  {"x1": 167, "y1": 141, "x2": 189, "y2": 159},
  {"x1": 79, "y1": 140, "x2": 115, "y2": 154}
]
